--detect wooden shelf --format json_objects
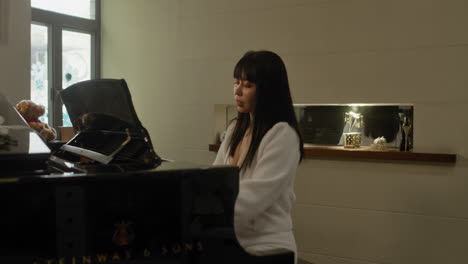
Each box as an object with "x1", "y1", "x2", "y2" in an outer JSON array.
[{"x1": 208, "y1": 144, "x2": 456, "y2": 163}]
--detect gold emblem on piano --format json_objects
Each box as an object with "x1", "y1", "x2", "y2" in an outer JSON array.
[{"x1": 112, "y1": 221, "x2": 135, "y2": 247}]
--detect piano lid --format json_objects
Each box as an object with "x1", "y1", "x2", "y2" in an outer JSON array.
[
  {"x1": 61, "y1": 79, "x2": 144, "y2": 134},
  {"x1": 55, "y1": 79, "x2": 160, "y2": 171}
]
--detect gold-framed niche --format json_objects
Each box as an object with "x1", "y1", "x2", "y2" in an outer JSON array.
[
  {"x1": 212, "y1": 104, "x2": 455, "y2": 163},
  {"x1": 216, "y1": 104, "x2": 413, "y2": 151}
]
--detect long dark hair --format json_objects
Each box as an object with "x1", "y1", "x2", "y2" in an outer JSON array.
[{"x1": 228, "y1": 50, "x2": 304, "y2": 169}]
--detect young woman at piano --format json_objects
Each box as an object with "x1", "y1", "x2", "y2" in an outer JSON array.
[{"x1": 213, "y1": 50, "x2": 304, "y2": 262}]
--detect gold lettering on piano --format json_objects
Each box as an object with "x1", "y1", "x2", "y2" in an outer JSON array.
[
  {"x1": 111, "y1": 252, "x2": 121, "y2": 262},
  {"x1": 161, "y1": 246, "x2": 168, "y2": 256},
  {"x1": 124, "y1": 250, "x2": 132, "y2": 260},
  {"x1": 172, "y1": 244, "x2": 181, "y2": 254},
  {"x1": 82, "y1": 256, "x2": 92, "y2": 264},
  {"x1": 96, "y1": 254, "x2": 108, "y2": 263},
  {"x1": 184, "y1": 243, "x2": 193, "y2": 251},
  {"x1": 32, "y1": 241, "x2": 204, "y2": 264}
]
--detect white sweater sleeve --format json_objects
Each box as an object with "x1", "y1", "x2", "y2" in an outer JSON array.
[{"x1": 235, "y1": 123, "x2": 300, "y2": 227}]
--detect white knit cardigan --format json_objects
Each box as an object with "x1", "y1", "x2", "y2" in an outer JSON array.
[{"x1": 213, "y1": 121, "x2": 300, "y2": 258}]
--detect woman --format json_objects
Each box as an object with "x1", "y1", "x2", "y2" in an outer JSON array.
[{"x1": 213, "y1": 50, "x2": 304, "y2": 261}]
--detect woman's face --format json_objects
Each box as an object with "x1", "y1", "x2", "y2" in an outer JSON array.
[{"x1": 233, "y1": 78, "x2": 256, "y2": 113}]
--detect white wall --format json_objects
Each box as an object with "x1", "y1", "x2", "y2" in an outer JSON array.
[
  {"x1": 0, "y1": 0, "x2": 31, "y2": 104},
  {"x1": 101, "y1": 1, "x2": 468, "y2": 263}
]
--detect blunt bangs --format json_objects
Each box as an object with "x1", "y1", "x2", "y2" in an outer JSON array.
[{"x1": 233, "y1": 52, "x2": 257, "y2": 83}]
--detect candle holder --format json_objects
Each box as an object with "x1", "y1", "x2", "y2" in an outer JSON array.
[{"x1": 344, "y1": 132, "x2": 361, "y2": 148}]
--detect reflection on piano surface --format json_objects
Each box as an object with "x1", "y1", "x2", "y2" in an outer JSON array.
[{"x1": 0, "y1": 80, "x2": 294, "y2": 264}]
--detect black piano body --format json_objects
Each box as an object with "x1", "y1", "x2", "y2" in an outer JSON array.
[
  {"x1": 0, "y1": 80, "x2": 294, "y2": 264},
  {"x1": 1, "y1": 163, "x2": 270, "y2": 264}
]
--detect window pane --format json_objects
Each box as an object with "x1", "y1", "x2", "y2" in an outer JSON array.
[
  {"x1": 62, "y1": 30, "x2": 91, "y2": 126},
  {"x1": 31, "y1": 24, "x2": 49, "y2": 124},
  {"x1": 31, "y1": 0, "x2": 95, "y2": 20}
]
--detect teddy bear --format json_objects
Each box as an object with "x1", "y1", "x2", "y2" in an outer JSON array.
[{"x1": 16, "y1": 100, "x2": 57, "y2": 142}]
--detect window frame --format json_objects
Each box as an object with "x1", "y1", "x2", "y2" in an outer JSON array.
[{"x1": 31, "y1": 1, "x2": 101, "y2": 128}]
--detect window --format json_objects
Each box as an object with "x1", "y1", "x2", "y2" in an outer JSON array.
[
  {"x1": 31, "y1": 0, "x2": 100, "y2": 127},
  {"x1": 31, "y1": 0, "x2": 96, "y2": 20},
  {"x1": 31, "y1": 24, "x2": 49, "y2": 123}
]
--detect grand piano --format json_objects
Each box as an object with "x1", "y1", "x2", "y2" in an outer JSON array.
[{"x1": 0, "y1": 80, "x2": 294, "y2": 264}]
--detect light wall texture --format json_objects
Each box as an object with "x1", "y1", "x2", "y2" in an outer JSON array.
[
  {"x1": 101, "y1": 1, "x2": 468, "y2": 263},
  {"x1": 0, "y1": 0, "x2": 31, "y2": 104}
]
